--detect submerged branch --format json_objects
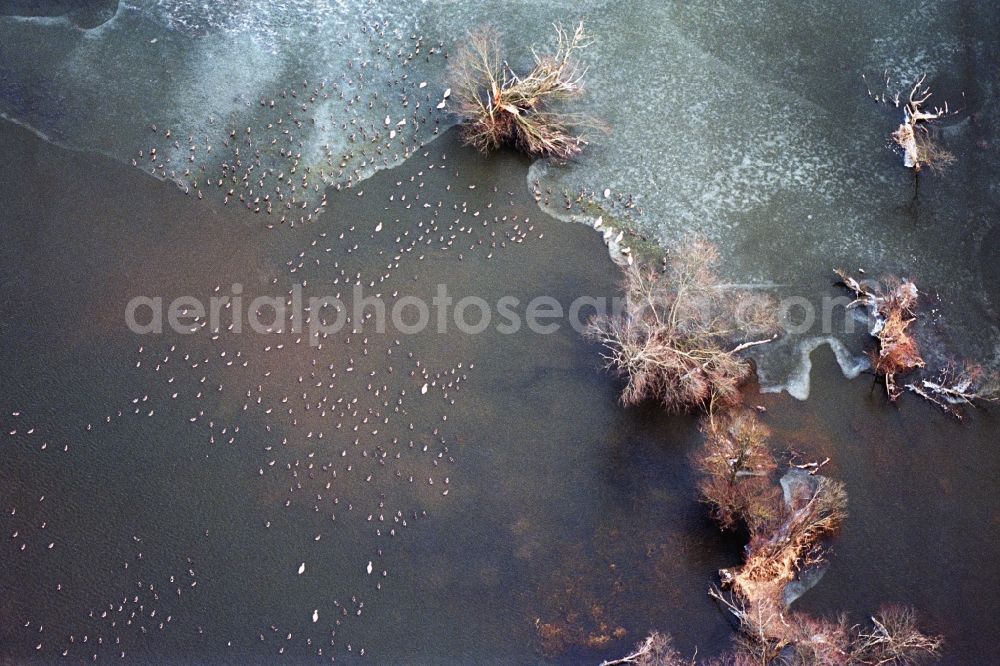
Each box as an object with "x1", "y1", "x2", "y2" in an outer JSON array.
[{"x1": 906, "y1": 362, "x2": 1000, "y2": 418}]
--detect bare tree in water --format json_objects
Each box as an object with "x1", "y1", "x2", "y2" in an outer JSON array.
[
  {"x1": 587, "y1": 239, "x2": 778, "y2": 413},
  {"x1": 864, "y1": 72, "x2": 958, "y2": 173},
  {"x1": 449, "y1": 23, "x2": 600, "y2": 159},
  {"x1": 695, "y1": 410, "x2": 781, "y2": 531}
]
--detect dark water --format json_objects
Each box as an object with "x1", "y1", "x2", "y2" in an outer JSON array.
[
  {"x1": 3, "y1": 117, "x2": 999, "y2": 664},
  {"x1": 0, "y1": 123, "x2": 739, "y2": 663},
  {"x1": 2, "y1": 1, "x2": 1000, "y2": 664}
]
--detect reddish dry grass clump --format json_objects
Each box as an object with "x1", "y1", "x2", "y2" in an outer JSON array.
[
  {"x1": 596, "y1": 372, "x2": 943, "y2": 665},
  {"x1": 705, "y1": 464, "x2": 943, "y2": 664},
  {"x1": 587, "y1": 240, "x2": 779, "y2": 413},
  {"x1": 837, "y1": 269, "x2": 999, "y2": 415},
  {"x1": 715, "y1": 470, "x2": 848, "y2": 621},
  {"x1": 450, "y1": 23, "x2": 599, "y2": 159},
  {"x1": 836, "y1": 270, "x2": 924, "y2": 400},
  {"x1": 592, "y1": 261, "x2": 943, "y2": 666},
  {"x1": 695, "y1": 410, "x2": 781, "y2": 532},
  {"x1": 692, "y1": 413, "x2": 942, "y2": 665}
]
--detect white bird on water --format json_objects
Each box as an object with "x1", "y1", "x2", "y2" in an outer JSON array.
[
  {"x1": 297, "y1": 562, "x2": 306, "y2": 575},
  {"x1": 312, "y1": 609, "x2": 319, "y2": 623},
  {"x1": 366, "y1": 561, "x2": 373, "y2": 575}
]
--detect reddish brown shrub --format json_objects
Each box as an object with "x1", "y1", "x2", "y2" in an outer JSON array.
[{"x1": 588, "y1": 240, "x2": 778, "y2": 412}]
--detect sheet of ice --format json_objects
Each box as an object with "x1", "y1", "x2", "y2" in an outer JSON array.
[{"x1": 2, "y1": 0, "x2": 997, "y2": 391}]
